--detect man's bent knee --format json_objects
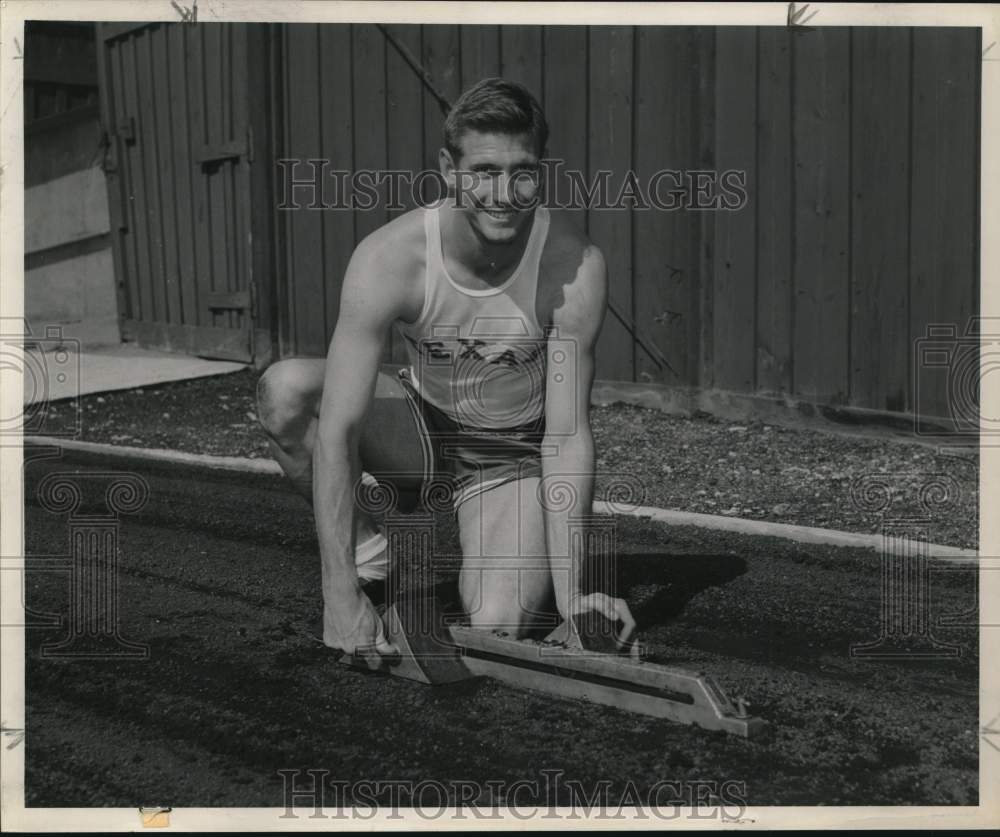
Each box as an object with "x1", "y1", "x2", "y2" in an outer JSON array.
[
  {"x1": 466, "y1": 597, "x2": 548, "y2": 638},
  {"x1": 257, "y1": 360, "x2": 320, "y2": 443},
  {"x1": 468, "y1": 606, "x2": 520, "y2": 636}
]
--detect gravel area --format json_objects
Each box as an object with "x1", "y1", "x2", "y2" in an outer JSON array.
[
  {"x1": 590, "y1": 405, "x2": 978, "y2": 551},
  {"x1": 36, "y1": 368, "x2": 978, "y2": 549}
]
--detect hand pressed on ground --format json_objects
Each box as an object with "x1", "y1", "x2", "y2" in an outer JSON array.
[{"x1": 323, "y1": 589, "x2": 399, "y2": 669}]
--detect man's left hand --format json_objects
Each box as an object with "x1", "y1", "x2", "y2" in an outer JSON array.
[{"x1": 568, "y1": 591, "x2": 637, "y2": 647}]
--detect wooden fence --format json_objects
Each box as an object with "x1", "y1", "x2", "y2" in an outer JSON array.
[
  {"x1": 95, "y1": 22, "x2": 979, "y2": 419},
  {"x1": 273, "y1": 24, "x2": 979, "y2": 419},
  {"x1": 711, "y1": 26, "x2": 979, "y2": 414}
]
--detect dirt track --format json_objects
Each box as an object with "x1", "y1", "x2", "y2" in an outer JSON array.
[{"x1": 22, "y1": 449, "x2": 978, "y2": 808}]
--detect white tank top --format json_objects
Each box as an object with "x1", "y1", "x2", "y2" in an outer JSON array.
[{"x1": 396, "y1": 205, "x2": 551, "y2": 429}]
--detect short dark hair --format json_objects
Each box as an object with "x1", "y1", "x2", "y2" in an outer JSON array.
[{"x1": 443, "y1": 77, "x2": 549, "y2": 159}]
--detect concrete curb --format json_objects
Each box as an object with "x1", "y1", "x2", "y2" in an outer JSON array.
[
  {"x1": 592, "y1": 501, "x2": 976, "y2": 561},
  {"x1": 25, "y1": 435, "x2": 283, "y2": 475},
  {"x1": 25, "y1": 435, "x2": 978, "y2": 562}
]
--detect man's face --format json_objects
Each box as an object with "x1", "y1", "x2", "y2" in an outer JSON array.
[{"x1": 443, "y1": 130, "x2": 542, "y2": 244}]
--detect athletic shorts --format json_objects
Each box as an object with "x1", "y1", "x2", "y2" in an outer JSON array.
[{"x1": 396, "y1": 367, "x2": 545, "y2": 510}]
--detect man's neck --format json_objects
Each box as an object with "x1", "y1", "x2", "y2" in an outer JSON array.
[{"x1": 440, "y1": 204, "x2": 536, "y2": 286}]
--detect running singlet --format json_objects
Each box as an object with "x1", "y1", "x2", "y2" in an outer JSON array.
[{"x1": 395, "y1": 205, "x2": 551, "y2": 431}]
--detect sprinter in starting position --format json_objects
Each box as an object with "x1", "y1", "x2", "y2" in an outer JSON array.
[{"x1": 257, "y1": 78, "x2": 634, "y2": 666}]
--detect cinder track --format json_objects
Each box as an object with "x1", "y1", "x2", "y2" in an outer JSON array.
[{"x1": 22, "y1": 452, "x2": 978, "y2": 807}]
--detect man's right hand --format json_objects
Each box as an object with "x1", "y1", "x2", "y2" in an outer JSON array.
[{"x1": 323, "y1": 588, "x2": 399, "y2": 669}]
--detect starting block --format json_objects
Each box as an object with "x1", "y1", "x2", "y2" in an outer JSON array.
[{"x1": 344, "y1": 597, "x2": 768, "y2": 739}]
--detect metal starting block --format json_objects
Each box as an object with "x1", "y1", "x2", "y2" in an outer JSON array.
[{"x1": 344, "y1": 597, "x2": 768, "y2": 739}]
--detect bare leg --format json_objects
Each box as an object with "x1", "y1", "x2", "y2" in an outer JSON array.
[
  {"x1": 256, "y1": 358, "x2": 380, "y2": 541},
  {"x1": 457, "y1": 477, "x2": 554, "y2": 637}
]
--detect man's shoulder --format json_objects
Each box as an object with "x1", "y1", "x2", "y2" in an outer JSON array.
[
  {"x1": 344, "y1": 208, "x2": 426, "y2": 322},
  {"x1": 542, "y1": 208, "x2": 599, "y2": 263},
  {"x1": 539, "y1": 208, "x2": 607, "y2": 292},
  {"x1": 538, "y1": 208, "x2": 607, "y2": 335},
  {"x1": 353, "y1": 207, "x2": 427, "y2": 277}
]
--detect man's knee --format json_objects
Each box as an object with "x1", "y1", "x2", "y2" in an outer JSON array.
[
  {"x1": 468, "y1": 602, "x2": 536, "y2": 637},
  {"x1": 256, "y1": 359, "x2": 319, "y2": 442},
  {"x1": 464, "y1": 576, "x2": 551, "y2": 638}
]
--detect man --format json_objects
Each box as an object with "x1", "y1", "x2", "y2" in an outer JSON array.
[{"x1": 257, "y1": 78, "x2": 634, "y2": 666}]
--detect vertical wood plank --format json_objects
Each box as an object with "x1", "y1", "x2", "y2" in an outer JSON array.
[
  {"x1": 187, "y1": 23, "x2": 213, "y2": 329},
  {"x1": 231, "y1": 23, "x2": 252, "y2": 340},
  {"x1": 318, "y1": 24, "x2": 356, "y2": 351},
  {"x1": 276, "y1": 25, "x2": 292, "y2": 354},
  {"x1": 351, "y1": 24, "x2": 389, "y2": 244},
  {"x1": 203, "y1": 24, "x2": 232, "y2": 331},
  {"x1": 633, "y1": 27, "x2": 697, "y2": 386},
  {"x1": 683, "y1": 27, "x2": 708, "y2": 390},
  {"x1": 755, "y1": 27, "x2": 793, "y2": 395},
  {"x1": 588, "y1": 25, "x2": 634, "y2": 383},
  {"x1": 500, "y1": 26, "x2": 543, "y2": 99},
  {"x1": 421, "y1": 24, "x2": 461, "y2": 194},
  {"x1": 167, "y1": 23, "x2": 198, "y2": 327},
  {"x1": 152, "y1": 23, "x2": 182, "y2": 327},
  {"x1": 223, "y1": 24, "x2": 238, "y2": 330},
  {"x1": 247, "y1": 23, "x2": 278, "y2": 355},
  {"x1": 120, "y1": 32, "x2": 154, "y2": 323},
  {"x1": 385, "y1": 24, "x2": 425, "y2": 219},
  {"x1": 791, "y1": 27, "x2": 850, "y2": 403},
  {"x1": 221, "y1": 23, "x2": 238, "y2": 330},
  {"x1": 351, "y1": 24, "x2": 391, "y2": 359},
  {"x1": 460, "y1": 25, "x2": 501, "y2": 89},
  {"x1": 850, "y1": 27, "x2": 910, "y2": 412},
  {"x1": 97, "y1": 31, "x2": 131, "y2": 326},
  {"x1": 909, "y1": 28, "x2": 979, "y2": 420},
  {"x1": 695, "y1": 27, "x2": 716, "y2": 391},
  {"x1": 221, "y1": 24, "x2": 238, "y2": 332},
  {"x1": 282, "y1": 24, "x2": 325, "y2": 355},
  {"x1": 712, "y1": 27, "x2": 756, "y2": 393},
  {"x1": 386, "y1": 25, "x2": 424, "y2": 218},
  {"x1": 543, "y1": 26, "x2": 588, "y2": 232},
  {"x1": 385, "y1": 24, "x2": 425, "y2": 364}
]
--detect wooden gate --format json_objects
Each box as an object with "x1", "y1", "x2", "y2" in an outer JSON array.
[{"x1": 97, "y1": 22, "x2": 255, "y2": 362}]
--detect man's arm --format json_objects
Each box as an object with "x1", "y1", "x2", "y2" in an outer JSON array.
[
  {"x1": 542, "y1": 241, "x2": 636, "y2": 638},
  {"x1": 314, "y1": 237, "x2": 405, "y2": 660}
]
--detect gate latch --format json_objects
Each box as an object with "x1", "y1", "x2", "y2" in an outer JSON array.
[{"x1": 195, "y1": 127, "x2": 253, "y2": 166}]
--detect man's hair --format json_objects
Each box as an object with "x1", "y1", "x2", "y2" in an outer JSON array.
[{"x1": 443, "y1": 77, "x2": 549, "y2": 159}]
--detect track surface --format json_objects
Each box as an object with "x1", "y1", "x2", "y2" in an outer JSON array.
[{"x1": 22, "y1": 449, "x2": 978, "y2": 807}]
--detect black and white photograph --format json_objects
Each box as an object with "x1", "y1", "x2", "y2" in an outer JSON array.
[{"x1": 1, "y1": 0, "x2": 996, "y2": 829}]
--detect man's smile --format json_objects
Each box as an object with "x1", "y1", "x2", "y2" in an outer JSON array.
[{"x1": 479, "y1": 207, "x2": 519, "y2": 224}]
